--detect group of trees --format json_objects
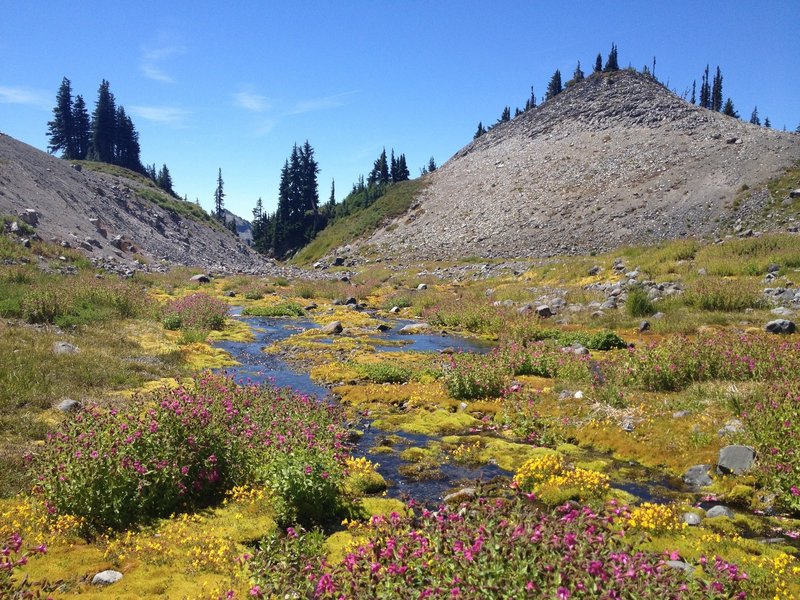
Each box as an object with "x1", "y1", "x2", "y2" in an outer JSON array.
[
  {"x1": 47, "y1": 77, "x2": 177, "y2": 196},
  {"x1": 689, "y1": 65, "x2": 778, "y2": 128}
]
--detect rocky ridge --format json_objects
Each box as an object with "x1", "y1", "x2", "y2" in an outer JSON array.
[{"x1": 365, "y1": 70, "x2": 800, "y2": 260}]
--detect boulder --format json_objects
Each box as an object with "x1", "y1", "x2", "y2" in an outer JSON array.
[
  {"x1": 320, "y1": 321, "x2": 343, "y2": 335},
  {"x1": 344, "y1": 296, "x2": 357, "y2": 306},
  {"x1": 92, "y1": 570, "x2": 123, "y2": 586},
  {"x1": 190, "y1": 274, "x2": 210, "y2": 284},
  {"x1": 417, "y1": 283, "x2": 428, "y2": 290},
  {"x1": 681, "y1": 512, "x2": 702, "y2": 526},
  {"x1": 683, "y1": 464, "x2": 713, "y2": 488},
  {"x1": 333, "y1": 257, "x2": 345, "y2": 266},
  {"x1": 765, "y1": 319, "x2": 796, "y2": 334},
  {"x1": 666, "y1": 560, "x2": 695, "y2": 574},
  {"x1": 376, "y1": 323, "x2": 392, "y2": 332},
  {"x1": 536, "y1": 305, "x2": 553, "y2": 318},
  {"x1": 717, "y1": 418, "x2": 743, "y2": 437},
  {"x1": 443, "y1": 487, "x2": 476, "y2": 504},
  {"x1": 398, "y1": 323, "x2": 430, "y2": 335},
  {"x1": 705, "y1": 505, "x2": 734, "y2": 519},
  {"x1": 18, "y1": 209, "x2": 39, "y2": 227},
  {"x1": 588, "y1": 265, "x2": 602, "y2": 276},
  {"x1": 639, "y1": 320, "x2": 651, "y2": 332},
  {"x1": 389, "y1": 306, "x2": 401, "y2": 314},
  {"x1": 53, "y1": 341, "x2": 79, "y2": 354},
  {"x1": 717, "y1": 445, "x2": 755, "y2": 476},
  {"x1": 55, "y1": 399, "x2": 82, "y2": 412},
  {"x1": 789, "y1": 189, "x2": 800, "y2": 199},
  {"x1": 304, "y1": 303, "x2": 317, "y2": 311}
]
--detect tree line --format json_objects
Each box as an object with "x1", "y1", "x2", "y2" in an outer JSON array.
[{"x1": 46, "y1": 77, "x2": 177, "y2": 196}]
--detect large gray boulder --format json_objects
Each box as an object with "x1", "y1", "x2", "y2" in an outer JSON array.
[
  {"x1": 765, "y1": 319, "x2": 796, "y2": 334},
  {"x1": 92, "y1": 570, "x2": 123, "y2": 586},
  {"x1": 398, "y1": 323, "x2": 430, "y2": 335},
  {"x1": 717, "y1": 445, "x2": 755, "y2": 476}
]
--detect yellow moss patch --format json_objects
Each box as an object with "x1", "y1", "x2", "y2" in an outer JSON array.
[
  {"x1": 442, "y1": 435, "x2": 558, "y2": 472},
  {"x1": 311, "y1": 361, "x2": 361, "y2": 384},
  {"x1": 373, "y1": 409, "x2": 479, "y2": 437},
  {"x1": 207, "y1": 318, "x2": 254, "y2": 343}
]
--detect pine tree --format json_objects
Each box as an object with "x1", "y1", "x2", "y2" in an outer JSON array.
[
  {"x1": 427, "y1": 157, "x2": 437, "y2": 172},
  {"x1": 764, "y1": 117, "x2": 771, "y2": 128},
  {"x1": 750, "y1": 106, "x2": 760, "y2": 126},
  {"x1": 572, "y1": 61, "x2": 584, "y2": 83},
  {"x1": 252, "y1": 197, "x2": 263, "y2": 222},
  {"x1": 699, "y1": 66, "x2": 710, "y2": 109},
  {"x1": 711, "y1": 66, "x2": 723, "y2": 112},
  {"x1": 390, "y1": 149, "x2": 398, "y2": 183},
  {"x1": 72, "y1": 94, "x2": 90, "y2": 160},
  {"x1": 368, "y1": 148, "x2": 389, "y2": 186},
  {"x1": 524, "y1": 87, "x2": 536, "y2": 111},
  {"x1": 722, "y1": 98, "x2": 739, "y2": 118},
  {"x1": 690, "y1": 81, "x2": 696, "y2": 105},
  {"x1": 214, "y1": 168, "x2": 225, "y2": 219},
  {"x1": 498, "y1": 106, "x2": 511, "y2": 123},
  {"x1": 47, "y1": 77, "x2": 77, "y2": 158},
  {"x1": 795, "y1": 122, "x2": 800, "y2": 134},
  {"x1": 545, "y1": 69, "x2": 562, "y2": 101},
  {"x1": 328, "y1": 180, "x2": 336, "y2": 209},
  {"x1": 88, "y1": 80, "x2": 117, "y2": 163},
  {"x1": 157, "y1": 164, "x2": 174, "y2": 195},
  {"x1": 114, "y1": 106, "x2": 142, "y2": 172},
  {"x1": 395, "y1": 154, "x2": 410, "y2": 181},
  {"x1": 603, "y1": 43, "x2": 619, "y2": 72},
  {"x1": 594, "y1": 53, "x2": 603, "y2": 73},
  {"x1": 474, "y1": 122, "x2": 485, "y2": 139},
  {"x1": 145, "y1": 163, "x2": 157, "y2": 181}
]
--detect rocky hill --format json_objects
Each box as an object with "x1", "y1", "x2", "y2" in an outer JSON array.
[
  {"x1": 365, "y1": 70, "x2": 800, "y2": 260},
  {"x1": 0, "y1": 133, "x2": 271, "y2": 273}
]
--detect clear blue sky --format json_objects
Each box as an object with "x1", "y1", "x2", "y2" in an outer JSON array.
[{"x1": 2, "y1": 1, "x2": 798, "y2": 220}]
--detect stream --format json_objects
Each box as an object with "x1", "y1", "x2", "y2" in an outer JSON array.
[{"x1": 213, "y1": 311, "x2": 707, "y2": 507}]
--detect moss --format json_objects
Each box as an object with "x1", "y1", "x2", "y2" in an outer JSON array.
[
  {"x1": 344, "y1": 471, "x2": 388, "y2": 496},
  {"x1": 400, "y1": 447, "x2": 431, "y2": 463},
  {"x1": 443, "y1": 436, "x2": 559, "y2": 472},
  {"x1": 372, "y1": 409, "x2": 479, "y2": 437}
]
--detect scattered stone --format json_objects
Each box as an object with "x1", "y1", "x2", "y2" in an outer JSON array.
[
  {"x1": 717, "y1": 419, "x2": 743, "y2": 437},
  {"x1": 683, "y1": 464, "x2": 713, "y2": 488},
  {"x1": 21, "y1": 238, "x2": 31, "y2": 248},
  {"x1": 443, "y1": 487, "x2": 476, "y2": 504},
  {"x1": 417, "y1": 283, "x2": 428, "y2": 290},
  {"x1": 681, "y1": 512, "x2": 702, "y2": 526},
  {"x1": 672, "y1": 410, "x2": 691, "y2": 418},
  {"x1": 536, "y1": 305, "x2": 553, "y2": 318},
  {"x1": 189, "y1": 274, "x2": 210, "y2": 283},
  {"x1": 389, "y1": 306, "x2": 401, "y2": 314},
  {"x1": 344, "y1": 297, "x2": 357, "y2": 306},
  {"x1": 767, "y1": 263, "x2": 781, "y2": 273},
  {"x1": 666, "y1": 560, "x2": 695, "y2": 574},
  {"x1": 573, "y1": 390, "x2": 584, "y2": 400},
  {"x1": 346, "y1": 430, "x2": 364, "y2": 443},
  {"x1": 652, "y1": 311, "x2": 665, "y2": 319},
  {"x1": 771, "y1": 307, "x2": 793, "y2": 317},
  {"x1": 439, "y1": 347, "x2": 456, "y2": 355},
  {"x1": 320, "y1": 321, "x2": 343, "y2": 335},
  {"x1": 588, "y1": 265, "x2": 602, "y2": 276},
  {"x1": 789, "y1": 189, "x2": 800, "y2": 199},
  {"x1": 224, "y1": 291, "x2": 236, "y2": 297},
  {"x1": 19, "y1": 209, "x2": 39, "y2": 227},
  {"x1": 332, "y1": 257, "x2": 345, "y2": 267},
  {"x1": 558, "y1": 390, "x2": 573, "y2": 400},
  {"x1": 458, "y1": 402, "x2": 468, "y2": 412},
  {"x1": 639, "y1": 320, "x2": 650, "y2": 332},
  {"x1": 91, "y1": 570, "x2": 123, "y2": 586},
  {"x1": 55, "y1": 399, "x2": 81, "y2": 412},
  {"x1": 600, "y1": 299, "x2": 617, "y2": 310},
  {"x1": 9, "y1": 221, "x2": 19, "y2": 233},
  {"x1": 53, "y1": 341, "x2": 79, "y2": 354},
  {"x1": 764, "y1": 319, "x2": 796, "y2": 334},
  {"x1": 398, "y1": 323, "x2": 430, "y2": 334},
  {"x1": 516, "y1": 303, "x2": 533, "y2": 314},
  {"x1": 590, "y1": 310, "x2": 604, "y2": 318},
  {"x1": 621, "y1": 417, "x2": 635, "y2": 432},
  {"x1": 304, "y1": 303, "x2": 317, "y2": 311},
  {"x1": 717, "y1": 445, "x2": 755, "y2": 476},
  {"x1": 376, "y1": 323, "x2": 391, "y2": 332},
  {"x1": 705, "y1": 505, "x2": 734, "y2": 519}
]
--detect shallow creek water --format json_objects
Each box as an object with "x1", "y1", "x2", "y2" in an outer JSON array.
[{"x1": 214, "y1": 311, "x2": 692, "y2": 506}]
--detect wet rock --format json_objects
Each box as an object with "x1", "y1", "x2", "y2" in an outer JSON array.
[
  {"x1": 639, "y1": 320, "x2": 650, "y2": 332},
  {"x1": 389, "y1": 306, "x2": 401, "y2": 314},
  {"x1": 190, "y1": 273, "x2": 210, "y2": 283},
  {"x1": 304, "y1": 303, "x2": 317, "y2": 310},
  {"x1": 705, "y1": 505, "x2": 734, "y2": 519},
  {"x1": 683, "y1": 464, "x2": 713, "y2": 488},
  {"x1": 320, "y1": 321, "x2": 343, "y2": 335},
  {"x1": 765, "y1": 319, "x2": 796, "y2": 334},
  {"x1": 346, "y1": 430, "x2": 364, "y2": 443},
  {"x1": 398, "y1": 323, "x2": 430, "y2": 335},
  {"x1": 92, "y1": 570, "x2": 123, "y2": 586},
  {"x1": 443, "y1": 487, "x2": 476, "y2": 504},
  {"x1": 344, "y1": 297, "x2": 357, "y2": 306},
  {"x1": 55, "y1": 398, "x2": 81, "y2": 412},
  {"x1": 53, "y1": 341, "x2": 79, "y2": 354},
  {"x1": 376, "y1": 323, "x2": 391, "y2": 332},
  {"x1": 681, "y1": 512, "x2": 702, "y2": 526},
  {"x1": 717, "y1": 445, "x2": 755, "y2": 476}
]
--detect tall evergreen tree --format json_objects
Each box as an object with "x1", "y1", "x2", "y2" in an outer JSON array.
[
  {"x1": 390, "y1": 149, "x2": 398, "y2": 183},
  {"x1": 722, "y1": 98, "x2": 739, "y2": 118},
  {"x1": 214, "y1": 168, "x2": 225, "y2": 219},
  {"x1": 395, "y1": 154, "x2": 410, "y2": 181},
  {"x1": 328, "y1": 180, "x2": 336, "y2": 209},
  {"x1": 524, "y1": 87, "x2": 536, "y2": 111},
  {"x1": 750, "y1": 106, "x2": 760, "y2": 126},
  {"x1": 764, "y1": 117, "x2": 771, "y2": 128},
  {"x1": 690, "y1": 80, "x2": 696, "y2": 105},
  {"x1": 474, "y1": 122, "x2": 485, "y2": 139},
  {"x1": 594, "y1": 53, "x2": 603, "y2": 73},
  {"x1": 72, "y1": 94, "x2": 90, "y2": 160},
  {"x1": 157, "y1": 164, "x2": 174, "y2": 195},
  {"x1": 145, "y1": 163, "x2": 157, "y2": 181},
  {"x1": 252, "y1": 197, "x2": 263, "y2": 222},
  {"x1": 88, "y1": 80, "x2": 117, "y2": 163},
  {"x1": 699, "y1": 66, "x2": 711, "y2": 109},
  {"x1": 47, "y1": 77, "x2": 77, "y2": 158},
  {"x1": 572, "y1": 61, "x2": 584, "y2": 83},
  {"x1": 498, "y1": 106, "x2": 511, "y2": 122},
  {"x1": 368, "y1": 148, "x2": 389, "y2": 186},
  {"x1": 545, "y1": 69, "x2": 562, "y2": 101},
  {"x1": 711, "y1": 66, "x2": 723, "y2": 112},
  {"x1": 114, "y1": 106, "x2": 142, "y2": 172},
  {"x1": 603, "y1": 43, "x2": 619, "y2": 72}
]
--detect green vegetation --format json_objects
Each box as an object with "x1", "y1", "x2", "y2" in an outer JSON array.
[{"x1": 242, "y1": 301, "x2": 306, "y2": 317}]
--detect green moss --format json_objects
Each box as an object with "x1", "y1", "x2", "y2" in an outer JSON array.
[{"x1": 372, "y1": 409, "x2": 479, "y2": 437}]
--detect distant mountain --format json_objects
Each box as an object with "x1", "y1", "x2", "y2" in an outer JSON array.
[
  {"x1": 0, "y1": 132, "x2": 270, "y2": 272},
  {"x1": 222, "y1": 209, "x2": 253, "y2": 246},
  {"x1": 362, "y1": 70, "x2": 800, "y2": 260}
]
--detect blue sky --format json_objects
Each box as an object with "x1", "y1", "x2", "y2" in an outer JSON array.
[{"x1": 2, "y1": 1, "x2": 798, "y2": 220}]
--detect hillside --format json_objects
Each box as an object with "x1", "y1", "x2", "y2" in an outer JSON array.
[
  {"x1": 363, "y1": 70, "x2": 800, "y2": 260},
  {"x1": 0, "y1": 132, "x2": 269, "y2": 272}
]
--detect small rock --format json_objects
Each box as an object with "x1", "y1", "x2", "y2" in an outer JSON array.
[
  {"x1": 92, "y1": 570, "x2": 123, "y2": 586},
  {"x1": 639, "y1": 320, "x2": 650, "y2": 332},
  {"x1": 587, "y1": 265, "x2": 602, "y2": 276},
  {"x1": 458, "y1": 402, "x2": 468, "y2": 412},
  {"x1": 705, "y1": 505, "x2": 734, "y2": 519},
  {"x1": 320, "y1": 321, "x2": 343, "y2": 335},
  {"x1": 681, "y1": 512, "x2": 702, "y2": 526},
  {"x1": 417, "y1": 283, "x2": 428, "y2": 290},
  {"x1": 767, "y1": 263, "x2": 781, "y2": 273},
  {"x1": 19, "y1": 209, "x2": 39, "y2": 227},
  {"x1": 53, "y1": 341, "x2": 79, "y2": 354},
  {"x1": 765, "y1": 319, "x2": 796, "y2": 334},
  {"x1": 224, "y1": 291, "x2": 236, "y2": 297},
  {"x1": 376, "y1": 323, "x2": 391, "y2": 332},
  {"x1": 717, "y1": 419, "x2": 743, "y2": 437},
  {"x1": 389, "y1": 306, "x2": 401, "y2": 314},
  {"x1": 332, "y1": 257, "x2": 345, "y2": 267},
  {"x1": 344, "y1": 297, "x2": 357, "y2": 306},
  {"x1": 55, "y1": 399, "x2": 82, "y2": 412},
  {"x1": 21, "y1": 238, "x2": 31, "y2": 248},
  {"x1": 189, "y1": 274, "x2": 210, "y2": 283},
  {"x1": 558, "y1": 390, "x2": 573, "y2": 400},
  {"x1": 683, "y1": 464, "x2": 713, "y2": 488},
  {"x1": 789, "y1": 189, "x2": 800, "y2": 199},
  {"x1": 672, "y1": 410, "x2": 691, "y2": 418},
  {"x1": 771, "y1": 307, "x2": 793, "y2": 317},
  {"x1": 621, "y1": 417, "x2": 635, "y2": 432},
  {"x1": 443, "y1": 487, "x2": 476, "y2": 504},
  {"x1": 304, "y1": 303, "x2": 317, "y2": 310},
  {"x1": 536, "y1": 305, "x2": 552, "y2": 318},
  {"x1": 398, "y1": 323, "x2": 430, "y2": 335},
  {"x1": 666, "y1": 560, "x2": 695, "y2": 574},
  {"x1": 573, "y1": 390, "x2": 584, "y2": 400},
  {"x1": 652, "y1": 311, "x2": 665, "y2": 319},
  {"x1": 717, "y1": 445, "x2": 755, "y2": 476}
]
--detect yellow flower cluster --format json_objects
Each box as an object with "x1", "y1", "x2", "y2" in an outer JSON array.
[
  {"x1": 626, "y1": 503, "x2": 685, "y2": 532},
  {"x1": 104, "y1": 513, "x2": 237, "y2": 573},
  {"x1": 513, "y1": 454, "x2": 610, "y2": 500},
  {"x1": 749, "y1": 553, "x2": 800, "y2": 600},
  {"x1": 346, "y1": 457, "x2": 380, "y2": 478},
  {"x1": 225, "y1": 485, "x2": 266, "y2": 505},
  {"x1": 450, "y1": 441, "x2": 483, "y2": 464},
  {"x1": 0, "y1": 496, "x2": 84, "y2": 545}
]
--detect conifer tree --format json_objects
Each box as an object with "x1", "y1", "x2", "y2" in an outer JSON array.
[
  {"x1": 795, "y1": 122, "x2": 800, "y2": 134},
  {"x1": 750, "y1": 106, "x2": 760, "y2": 126},
  {"x1": 594, "y1": 53, "x2": 603, "y2": 73},
  {"x1": 72, "y1": 94, "x2": 90, "y2": 160},
  {"x1": 395, "y1": 154, "x2": 410, "y2": 181},
  {"x1": 722, "y1": 98, "x2": 739, "y2": 118},
  {"x1": 572, "y1": 61, "x2": 584, "y2": 83},
  {"x1": 145, "y1": 163, "x2": 157, "y2": 181},
  {"x1": 214, "y1": 168, "x2": 225, "y2": 219},
  {"x1": 368, "y1": 148, "x2": 389, "y2": 186},
  {"x1": 498, "y1": 106, "x2": 511, "y2": 122},
  {"x1": 690, "y1": 81, "x2": 696, "y2": 105},
  {"x1": 157, "y1": 164, "x2": 174, "y2": 195},
  {"x1": 524, "y1": 87, "x2": 536, "y2": 111},
  {"x1": 252, "y1": 197, "x2": 263, "y2": 222},
  {"x1": 603, "y1": 44, "x2": 619, "y2": 72},
  {"x1": 474, "y1": 122, "x2": 485, "y2": 139},
  {"x1": 427, "y1": 156, "x2": 437, "y2": 172},
  {"x1": 88, "y1": 80, "x2": 117, "y2": 163},
  {"x1": 699, "y1": 66, "x2": 711, "y2": 109},
  {"x1": 328, "y1": 180, "x2": 336, "y2": 209},
  {"x1": 545, "y1": 69, "x2": 562, "y2": 101},
  {"x1": 114, "y1": 106, "x2": 142, "y2": 172},
  {"x1": 47, "y1": 77, "x2": 77, "y2": 158},
  {"x1": 764, "y1": 117, "x2": 771, "y2": 128},
  {"x1": 711, "y1": 66, "x2": 723, "y2": 112}
]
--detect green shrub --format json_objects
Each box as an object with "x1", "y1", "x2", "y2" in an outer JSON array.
[
  {"x1": 353, "y1": 362, "x2": 412, "y2": 384},
  {"x1": 625, "y1": 286, "x2": 654, "y2": 317},
  {"x1": 242, "y1": 302, "x2": 306, "y2": 317},
  {"x1": 683, "y1": 279, "x2": 767, "y2": 312}
]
